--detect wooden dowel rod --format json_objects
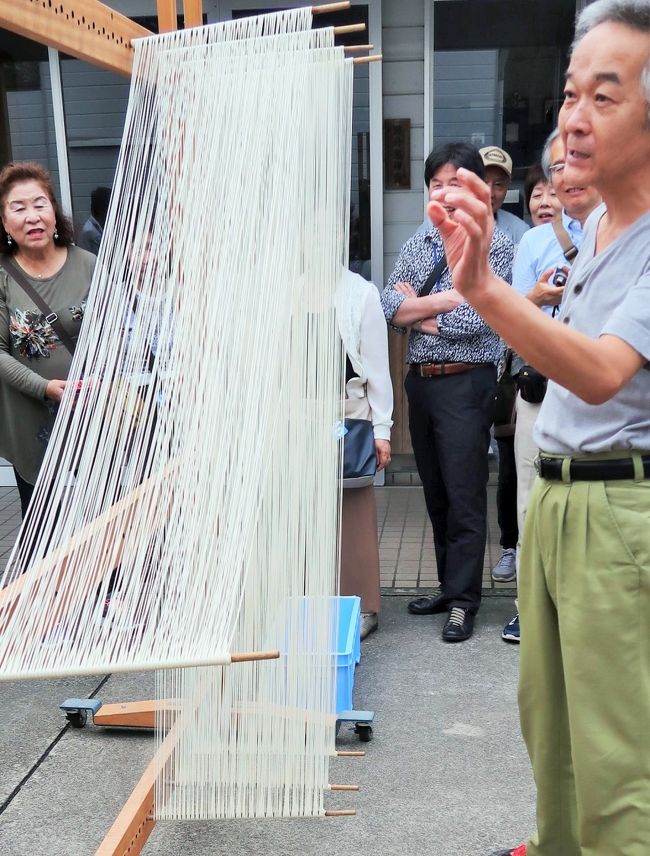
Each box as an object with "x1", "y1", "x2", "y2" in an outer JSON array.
[
  {"x1": 325, "y1": 809, "x2": 356, "y2": 817},
  {"x1": 312, "y1": 1, "x2": 351, "y2": 13},
  {"x1": 336, "y1": 750, "x2": 365, "y2": 757},
  {"x1": 343, "y1": 44, "x2": 373, "y2": 53},
  {"x1": 352, "y1": 54, "x2": 382, "y2": 65},
  {"x1": 332, "y1": 24, "x2": 366, "y2": 34},
  {"x1": 230, "y1": 650, "x2": 280, "y2": 663},
  {"x1": 329, "y1": 784, "x2": 360, "y2": 791}
]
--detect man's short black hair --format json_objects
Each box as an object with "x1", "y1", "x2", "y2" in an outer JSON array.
[{"x1": 424, "y1": 142, "x2": 485, "y2": 187}]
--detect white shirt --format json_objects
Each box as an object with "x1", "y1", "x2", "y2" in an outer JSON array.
[
  {"x1": 336, "y1": 269, "x2": 393, "y2": 441},
  {"x1": 512, "y1": 210, "x2": 584, "y2": 316},
  {"x1": 496, "y1": 209, "x2": 530, "y2": 246}
]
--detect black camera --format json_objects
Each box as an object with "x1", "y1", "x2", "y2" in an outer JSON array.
[{"x1": 552, "y1": 268, "x2": 568, "y2": 288}]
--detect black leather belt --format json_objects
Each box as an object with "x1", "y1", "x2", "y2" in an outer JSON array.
[{"x1": 536, "y1": 455, "x2": 650, "y2": 481}]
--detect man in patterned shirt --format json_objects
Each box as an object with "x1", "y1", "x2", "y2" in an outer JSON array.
[{"x1": 381, "y1": 142, "x2": 514, "y2": 642}]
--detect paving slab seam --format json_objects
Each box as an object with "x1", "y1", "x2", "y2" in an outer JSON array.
[{"x1": 0, "y1": 674, "x2": 111, "y2": 817}]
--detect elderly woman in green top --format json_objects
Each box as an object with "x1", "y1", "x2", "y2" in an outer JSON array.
[{"x1": 0, "y1": 161, "x2": 95, "y2": 518}]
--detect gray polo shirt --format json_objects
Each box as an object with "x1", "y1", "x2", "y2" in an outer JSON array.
[{"x1": 535, "y1": 204, "x2": 650, "y2": 454}]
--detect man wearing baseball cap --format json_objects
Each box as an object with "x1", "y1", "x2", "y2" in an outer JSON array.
[
  {"x1": 480, "y1": 145, "x2": 529, "y2": 246},
  {"x1": 480, "y1": 144, "x2": 529, "y2": 596}
]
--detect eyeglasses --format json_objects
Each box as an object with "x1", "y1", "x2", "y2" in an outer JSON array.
[{"x1": 549, "y1": 163, "x2": 565, "y2": 176}]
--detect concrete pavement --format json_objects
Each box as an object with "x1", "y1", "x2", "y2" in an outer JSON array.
[{"x1": 0, "y1": 485, "x2": 533, "y2": 856}]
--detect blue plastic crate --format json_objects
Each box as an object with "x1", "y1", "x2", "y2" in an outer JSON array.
[{"x1": 336, "y1": 595, "x2": 361, "y2": 714}]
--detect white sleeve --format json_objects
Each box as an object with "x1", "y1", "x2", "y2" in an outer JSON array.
[{"x1": 359, "y1": 286, "x2": 393, "y2": 440}]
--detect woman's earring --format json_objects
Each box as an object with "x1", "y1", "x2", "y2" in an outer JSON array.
[
  {"x1": 6, "y1": 234, "x2": 12, "y2": 247},
  {"x1": 53, "y1": 228, "x2": 59, "y2": 241}
]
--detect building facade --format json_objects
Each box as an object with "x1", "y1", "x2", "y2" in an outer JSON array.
[{"x1": 0, "y1": 0, "x2": 588, "y2": 482}]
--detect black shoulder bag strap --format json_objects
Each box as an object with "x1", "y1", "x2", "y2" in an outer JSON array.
[
  {"x1": 419, "y1": 252, "x2": 448, "y2": 298},
  {"x1": 0, "y1": 256, "x2": 76, "y2": 355},
  {"x1": 552, "y1": 220, "x2": 578, "y2": 263}
]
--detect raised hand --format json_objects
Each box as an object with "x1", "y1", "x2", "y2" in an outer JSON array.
[{"x1": 427, "y1": 168, "x2": 496, "y2": 302}]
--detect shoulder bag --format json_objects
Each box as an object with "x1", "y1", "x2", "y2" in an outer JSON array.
[
  {"x1": 493, "y1": 349, "x2": 517, "y2": 438},
  {"x1": 342, "y1": 355, "x2": 377, "y2": 489}
]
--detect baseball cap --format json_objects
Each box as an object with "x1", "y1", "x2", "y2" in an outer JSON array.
[{"x1": 479, "y1": 146, "x2": 512, "y2": 178}]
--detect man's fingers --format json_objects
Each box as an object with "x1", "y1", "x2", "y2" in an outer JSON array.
[
  {"x1": 457, "y1": 167, "x2": 492, "y2": 207},
  {"x1": 540, "y1": 267, "x2": 555, "y2": 283},
  {"x1": 441, "y1": 190, "x2": 491, "y2": 227},
  {"x1": 427, "y1": 199, "x2": 448, "y2": 229},
  {"x1": 450, "y1": 207, "x2": 485, "y2": 242},
  {"x1": 427, "y1": 200, "x2": 462, "y2": 247}
]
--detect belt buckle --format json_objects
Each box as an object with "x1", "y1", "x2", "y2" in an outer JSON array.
[
  {"x1": 45, "y1": 312, "x2": 58, "y2": 324},
  {"x1": 534, "y1": 455, "x2": 542, "y2": 475}
]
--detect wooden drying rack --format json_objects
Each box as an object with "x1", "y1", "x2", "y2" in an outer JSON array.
[
  {"x1": 0, "y1": 1, "x2": 376, "y2": 853},
  {"x1": 0, "y1": 0, "x2": 380, "y2": 77}
]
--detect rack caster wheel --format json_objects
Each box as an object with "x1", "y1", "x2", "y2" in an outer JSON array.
[
  {"x1": 66, "y1": 710, "x2": 88, "y2": 729},
  {"x1": 60, "y1": 698, "x2": 102, "y2": 729},
  {"x1": 354, "y1": 722, "x2": 373, "y2": 742}
]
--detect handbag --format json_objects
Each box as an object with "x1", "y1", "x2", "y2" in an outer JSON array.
[
  {"x1": 493, "y1": 349, "x2": 517, "y2": 438},
  {"x1": 517, "y1": 364, "x2": 547, "y2": 404},
  {"x1": 342, "y1": 418, "x2": 377, "y2": 489}
]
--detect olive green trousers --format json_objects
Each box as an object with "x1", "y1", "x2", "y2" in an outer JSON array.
[{"x1": 519, "y1": 457, "x2": 650, "y2": 856}]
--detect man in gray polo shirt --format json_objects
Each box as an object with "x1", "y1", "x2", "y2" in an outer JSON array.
[{"x1": 425, "y1": 1, "x2": 650, "y2": 854}]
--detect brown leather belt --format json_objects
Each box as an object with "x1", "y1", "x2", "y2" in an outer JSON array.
[{"x1": 410, "y1": 362, "x2": 483, "y2": 377}]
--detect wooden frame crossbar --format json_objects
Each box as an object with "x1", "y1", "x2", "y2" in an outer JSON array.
[
  {"x1": 0, "y1": 2, "x2": 375, "y2": 78},
  {"x1": 0, "y1": 0, "x2": 152, "y2": 77}
]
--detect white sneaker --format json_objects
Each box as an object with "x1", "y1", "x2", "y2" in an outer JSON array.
[
  {"x1": 360, "y1": 612, "x2": 378, "y2": 640},
  {"x1": 492, "y1": 547, "x2": 517, "y2": 583}
]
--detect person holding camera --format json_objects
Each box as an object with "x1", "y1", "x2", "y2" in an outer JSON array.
[{"x1": 499, "y1": 128, "x2": 601, "y2": 643}]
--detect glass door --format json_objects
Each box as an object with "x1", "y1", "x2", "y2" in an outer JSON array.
[{"x1": 432, "y1": 0, "x2": 575, "y2": 218}]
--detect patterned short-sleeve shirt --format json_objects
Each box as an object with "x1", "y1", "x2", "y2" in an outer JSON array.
[{"x1": 381, "y1": 225, "x2": 514, "y2": 364}]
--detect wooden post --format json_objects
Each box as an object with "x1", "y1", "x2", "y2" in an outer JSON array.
[
  {"x1": 183, "y1": 0, "x2": 203, "y2": 28},
  {"x1": 156, "y1": 0, "x2": 177, "y2": 33}
]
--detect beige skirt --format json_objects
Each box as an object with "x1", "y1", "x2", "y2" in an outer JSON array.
[{"x1": 340, "y1": 484, "x2": 381, "y2": 614}]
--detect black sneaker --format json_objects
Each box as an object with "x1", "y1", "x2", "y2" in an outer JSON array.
[
  {"x1": 407, "y1": 593, "x2": 448, "y2": 615},
  {"x1": 441, "y1": 607, "x2": 474, "y2": 642}
]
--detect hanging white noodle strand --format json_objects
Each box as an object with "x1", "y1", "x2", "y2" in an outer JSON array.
[{"x1": 0, "y1": 7, "x2": 353, "y2": 820}]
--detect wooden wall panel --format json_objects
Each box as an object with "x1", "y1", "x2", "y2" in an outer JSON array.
[{"x1": 388, "y1": 328, "x2": 412, "y2": 454}]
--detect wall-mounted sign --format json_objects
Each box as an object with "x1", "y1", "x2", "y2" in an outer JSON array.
[{"x1": 384, "y1": 118, "x2": 411, "y2": 190}]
